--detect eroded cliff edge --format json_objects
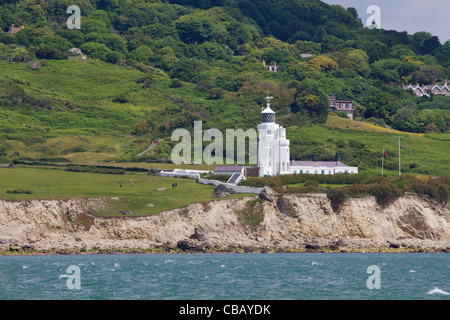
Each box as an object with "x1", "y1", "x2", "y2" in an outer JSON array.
[{"x1": 0, "y1": 191, "x2": 449, "y2": 253}]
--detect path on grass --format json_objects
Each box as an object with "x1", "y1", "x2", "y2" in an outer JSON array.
[{"x1": 137, "y1": 139, "x2": 163, "y2": 157}]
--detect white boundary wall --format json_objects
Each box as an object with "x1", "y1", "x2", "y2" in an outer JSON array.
[{"x1": 197, "y1": 178, "x2": 263, "y2": 194}]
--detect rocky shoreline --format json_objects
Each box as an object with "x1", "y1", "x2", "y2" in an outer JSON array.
[
  {"x1": 2, "y1": 240, "x2": 449, "y2": 256},
  {"x1": 0, "y1": 189, "x2": 449, "y2": 255}
]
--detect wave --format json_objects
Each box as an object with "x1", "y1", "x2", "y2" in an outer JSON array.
[{"x1": 427, "y1": 287, "x2": 450, "y2": 295}]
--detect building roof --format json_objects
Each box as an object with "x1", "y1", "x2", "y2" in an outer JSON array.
[
  {"x1": 214, "y1": 165, "x2": 245, "y2": 172},
  {"x1": 290, "y1": 161, "x2": 350, "y2": 168},
  {"x1": 261, "y1": 106, "x2": 275, "y2": 114},
  {"x1": 8, "y1": 24, "x2": 24, "y2": 34},
  {"x1": 228, "y1": 173, "x2": 241, "y2": 184}
]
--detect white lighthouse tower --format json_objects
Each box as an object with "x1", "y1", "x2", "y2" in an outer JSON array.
[{"x1": 257, "y1": 95, "x2": 290, "y2": 177}]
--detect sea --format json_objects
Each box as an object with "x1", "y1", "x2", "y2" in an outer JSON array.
[{"x1": 0, "y1": 253, "x2": 448, "y2": 300}]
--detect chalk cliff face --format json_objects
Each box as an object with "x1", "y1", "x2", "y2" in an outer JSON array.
[{"x1": 0, "y1": 193, "x2": 449, "y2": 252}]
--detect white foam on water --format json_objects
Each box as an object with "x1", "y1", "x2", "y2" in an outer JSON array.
[
  {"x1": 22, "y1": 265, "x2": 29, "y2": 269},
  {"x1": 409, "y1": 270, "x2": 416, "y2": 273},
  {"x1": 427, "y1": 287, "x2": 450, "y2": 295},
  {"x1": 311, "y1": 261, "x2": 319, "y2": 266},
  {"x1": 114, "y1": 263, "x2": 120, "y2": 269}
]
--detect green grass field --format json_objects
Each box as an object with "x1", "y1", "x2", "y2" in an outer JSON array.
[
  {"x1": 0, "y1": 167, "x2": 227, "y2": 216},
  {"x1": 1, "y1": 59, "x2": 449, "y2": 182},
  {"x1": 286, "y1": 115, "x2": 450, "y2": 176}
]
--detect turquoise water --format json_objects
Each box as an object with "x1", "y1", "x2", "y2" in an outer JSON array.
[{"x1": 0, "y1": 253, "x2": 448, "y2": 300}]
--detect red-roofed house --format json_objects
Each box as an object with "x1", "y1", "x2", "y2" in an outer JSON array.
[{"x1": 8, "y1": 24, "x2": 24, "y2": 34}]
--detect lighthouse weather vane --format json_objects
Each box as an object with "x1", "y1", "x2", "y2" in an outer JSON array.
[{"x1": 266, "y1": 94, "x2": 273, "y2": 108}]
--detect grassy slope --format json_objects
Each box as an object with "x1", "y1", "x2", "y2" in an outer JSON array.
[
  {"x1": 1, "y1": 59, "x2": 449, "y2": 177},
  {"x1": 288, "y1": 115, "x2": 450, "y2": 176}
]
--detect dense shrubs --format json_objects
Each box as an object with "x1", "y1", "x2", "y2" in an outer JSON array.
[
  {"x1": 326, "y1": 188, "x2": 349, "y2": 211},
  {"x1": 22, "y1": 136, "x2": 46, "y2": 146},
  {"x1": 404, "y1": 175, "x2": 450, "y2": 203},
  {"x1": 6, "y1": 189, "x2": 33, "y2": 194},
  {"x1": 368, "y1": 180, "x2": 402, "y2": 206},
  {"x1": 241, "y1": 174, "x2": 449, "y2": 204},
  {"x1": 66, "y1": 165, "x2": 125, "y2": 175},
  {"x1": 240, "y1": 173, "x2": 372, "y2": 188}
]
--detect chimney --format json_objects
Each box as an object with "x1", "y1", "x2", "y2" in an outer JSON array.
[{"x1": 335, "y1": 152, "x2": 339, "y2": 163}]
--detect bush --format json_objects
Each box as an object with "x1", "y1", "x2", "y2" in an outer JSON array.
[
  {"x1": 63, "y1": 146, "x2": 86, "y2": 154},
  {"x1": 6, "y1": 189, "x2": 33, "y2": 194},
  {"x1": 22, "y1": 136, "x2": 46, "y2": 146},
  {"x1": 336, "y1": 111, "x2": 349, "y2": 118},
  {"x1": 327, "y1": 188, "x2": 348, "y2": 212},
  {"x1": 170, "y1": 79, "x2": 182, "y2": 88},
  {"x1": 136, "y1": 75, "x2": 153, "y2": 88},
  {"x1": 113, "y1": 94, "x2": 129, "y2": 103},
  {"x1": 368, "y1": 180, "x2": 402, "y2": 206},
  {"x1": 423, "y1": 176, "x2": 449, "y2": 203}
]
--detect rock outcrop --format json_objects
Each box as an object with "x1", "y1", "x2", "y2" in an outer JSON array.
[
  {"x1": 212, "y1": 184, "x2": 235, "y2": 198},
  {"x1": 0, "y1": 194, "x2": 449, "y2": 253}
]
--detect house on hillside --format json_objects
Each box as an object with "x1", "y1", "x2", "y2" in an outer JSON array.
[
  {"x1": 262, "y1": 59, "x2": 278, "y2": 72},
  {"x1": 8, "y1": 24, "x2": 24, "y2": 34},
  {"x1": 328, "y1": 94, "x2": 355, "y2": 119},
  {"x1": 402, "y1": 80, "x2": 450, "y2": 97}
]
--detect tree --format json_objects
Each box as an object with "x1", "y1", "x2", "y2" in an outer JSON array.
[
  {"x1": 306, "y1": 55, "x2": 339, "y2": 72},
  {"x1": 175, "y1": 16, "x2": 213, "y2": 44},
  {"x1": 435, "y1": 41, "x2": 450, "y2": 65},
  {"x1": 34, "y1": 42, "x2": 67, "y2": 60},
  {"x1": 189, "y1": 41, "x2": 232, "y2": 62},
  {"x1": 420, "y1": 36, "x2": 441, "y2": 55},
  {"x1": 226, "y1": 21, "x2": 252, "y2": 50},
  {"x1": 169, "y1": 57, "x2": 209, "y2": 82},
  {"x1": 207, "y1": 87, "x2": 224, "y2": 100},
  {"x1": 392, "y1": 108, "x2": 419, "y2": 132},
  {"x1": 346, "y1": 49, "x2": 370, "y2": 77},
  {"x1": 367, "y1": 41, "x2": 388, "y2": 63},
  {"x1": 80, "y1": 42, "x2": 111, "y2": 61},
  {"x1": 130, "y1": 45, "x2": 154, "y2": 62},
  {"x1": 291, "y1": 83, "x2": 329, "y2": 123},
  {"x1": 98, "y1": 34, "x2": 127, "y2": 54}
]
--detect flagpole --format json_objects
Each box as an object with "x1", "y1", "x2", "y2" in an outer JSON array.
[{"x1": 382, "y1": 149, "x2": 384, "y2": 177}]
